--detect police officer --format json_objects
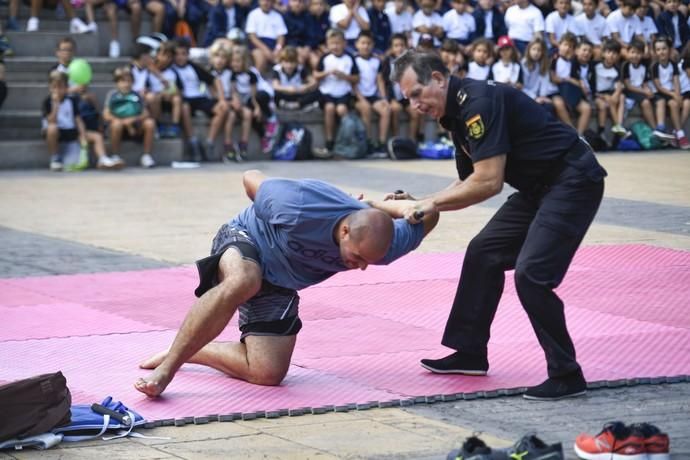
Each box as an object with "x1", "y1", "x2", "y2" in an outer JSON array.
[{"x1": 391, "y1": 50, "x2": 607, "y2": 400}]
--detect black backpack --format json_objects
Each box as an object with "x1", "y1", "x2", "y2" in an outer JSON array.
[
  {"x1": 0, "y1": 372, "x2": 72, "y2": 442},
  {"x1": 271, "y1": 122, "x2": 313, "y2": 161}
]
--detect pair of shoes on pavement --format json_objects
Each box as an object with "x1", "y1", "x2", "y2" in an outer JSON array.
[
  {"x1": 447, "y1": 434, "x2": 563, "y2": 460},
  {"x1": 574, "y1": 421, "x2": 670, "y2": 460},
  {"x1": 421, "y1": 352, "x2": 586, "y2": 400}
]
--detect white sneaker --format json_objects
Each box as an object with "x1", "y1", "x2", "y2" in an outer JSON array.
[
  {"x1": 140, "y1": 153, "x2": 156, "y2": 168},
  {"x1": 69, "y1": 17, "x2": 90, "y2": 34},
  {"x1": 49, "y1": 155, "x2": 63, "y2": 171},
  {"x1": 109, "y1": 40, "x2": 120, "y2": 58},
  {"x1": 86, "y1": 21, "x2": 98, "y2": 33},
  {"x1": 97, "y1": 155, "x2": 125, "y2": 169},
  {"x1": 26, "y1": 17, "x2": 39, "y2": 32}
]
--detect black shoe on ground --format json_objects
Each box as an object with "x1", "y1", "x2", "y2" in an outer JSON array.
[
  {"x1": 523, "y1": 369, "x2": 586, "y2": 401},
  {"x1": 420, "y1": 351, "x2": 489, "y2": 375},
  {"x1": 447, "y1": 436, "x2": 507, "y2": 460},
  {"x1": 501, "y1": 434, "x2": 564, "y2": 460}
]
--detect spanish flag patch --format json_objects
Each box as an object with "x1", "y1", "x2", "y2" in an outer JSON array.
[{"x1": 465, "y1": 114, "x2": 485, "y2": 140}]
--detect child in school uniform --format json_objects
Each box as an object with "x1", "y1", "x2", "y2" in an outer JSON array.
[
  {"x1": 382, "y1": 33, "x2": 422, "y2": 141},
  {"x1": 272, "y1": 46, "x2": 320, "y2": 110},
  {"x1": 412, "y1": 0, "x2": 444, "y2": 48},
  {"x1": 306, "y1": 0, "x2": 330, "y2": 70},
  {"x1": 573, "y1": 0, "x2": 608, "y2": 59},
  {"x1": 551, "y1": 33, "x2": 592, "y2": 133},
  {"x1": 368, "y1": 0, "x2": 392, "y2": 56},
  {"x1": 593, "y1": 40, "x2": 629, "y2": 142},
  {"x1": 146, "y1": 41, "x2": 184, "y2": 138},
  {"x1": 353, "y1": 30, "x2": 390, "y2": 155},
  {"x1": 621, "y1": 39, "x2": 667, "y2": 136},
  {"x1": 491, "y1": 35, "x2": 523, "y2": 89},
  {"x1": 208, "y1": 41, "x2": 239, "y2": 162},
  {"x1": 545, "y1": 0, "x2": 575, "y2": 51},
  {"x1": 385, "y1": 0, "x2": 413, "y2": 40},
  {"x1": 679, "y1": 45, "x2": 690, "y2": 130},
  {"x1": 283, "y1": 0, "x2": 312, "y2": 66},
  {"x1": 463, "y1": 37, "x2": 493, "y2": 80},
  {"x1": 245, "y1": 0, "x2": 287, "y2": 72},
  {"x1": 521, "y1": 38, "x2": 554, "y2": 104},
  {"x1": 442, "y1": 0, "x2": 476, "y2": 54},
  {"x1": 650, "y1": 37, "x2": 689, "y2": 148},
  {"x1": 313, "y1": 29, "x2": 359, "y2": 156}
]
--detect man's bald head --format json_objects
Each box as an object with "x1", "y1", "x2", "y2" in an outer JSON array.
[{"x1": 338, "y1": 208, "x2": 394, "y2": 270}]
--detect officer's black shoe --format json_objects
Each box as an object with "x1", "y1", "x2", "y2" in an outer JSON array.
[
  {"x1": 523, "y1": 369, "x2": 586, "y2": 401},
  {"x1": 446, "y1": 436, "x2": 507, "y2": 460},
  {"x1": 420, "y1": 351, "x2": 489, "y2": 375},
  {"x1": 502, "y1": 434, "x2": 564, "y2": 460}
]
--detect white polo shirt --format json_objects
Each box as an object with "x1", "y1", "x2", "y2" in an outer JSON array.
[
  {"x1": 594, "y1": 62, "x2": 619, "y2": 92},
  {"x1": 504, "y1": 3, "x2": 545, "y2": 42},
  {"x1": 466, "y1": 61, "x2": 491, "y2": 80},
  {"x1": 385, "y1": 7, "x2": 413, "y2": 35},
  {"x1": 635, "y1": 14, "x2": 657, "y2": 43},
  {"x1": 545, "y1": 11, "x2": 575, "y2": 42},
  {"x1": 245, "y1": 7, "x2": 287, "y2": 39},
  {"x1": 318, "y1": 52, "x2": 359, "y2": 97},
  {"x1": 651, "y1": 61, "x2": 679, "y2": 92},
  {"x1": 572, "y1": 12, "x2": 608, "y2": 45},
  {"x1": 679, "y1": 60, "x2": 690, "y2": 94},
  {"x1": 329, "y1": 3, "x2": 370, "y2": 40},
  {"x1": 131, "y1": 64, "x2": 150, "y2": 93},
  {"x1": 605, "y1": 9, "x2": 641, "y2": 44},
  {"x1": 412, "y1": 10, "x2": 443, "y2": 46},
  {"x1": 491, "y1": 61, "x2": 522, "y2": 85},
  {"x1": 621, "y1": 61, "x2": 648, "y2": 88},
  {"x1": 355, "y1": 55, "x2": 381, "y2": 97},
  {"x1": 442, "y1": 10, "x2": 476, "y2": 41}
]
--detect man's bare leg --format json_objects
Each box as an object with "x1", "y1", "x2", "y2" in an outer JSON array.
[
  {"x1": 139, "y1": 335, "x2": 297, "y2": 385},
  {"x1": 134, "y1": 249, "x2": 262, "y2": 397}
]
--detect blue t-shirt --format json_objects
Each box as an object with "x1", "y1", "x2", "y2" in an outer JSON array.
[{"x1": 231, "y1": 178, "x2": 425, "y2": 290}]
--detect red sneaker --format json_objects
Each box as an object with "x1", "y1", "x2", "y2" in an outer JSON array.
[
  {"x1": 678, "y1": 135, "x2": 690, "y2": 150},
  {"x1": 631, "y1": 423, "x2": 670, "y2": 460},
  {"x1": 574, "y1": 422, "x2": 646, "y2": 460}
]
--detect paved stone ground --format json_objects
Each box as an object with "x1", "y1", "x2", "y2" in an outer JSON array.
[{"x1": 1, "y1": 152, "x2": 689, "y2": 459}]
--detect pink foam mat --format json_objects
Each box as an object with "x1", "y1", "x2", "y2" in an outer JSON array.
[{"x1": 2, "y1": 244, "x2": 690, "y2": 423}]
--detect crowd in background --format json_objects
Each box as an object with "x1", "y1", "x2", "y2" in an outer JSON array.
[{"x1": 1, "y1": 0, "x2": 690, "y2": 170}]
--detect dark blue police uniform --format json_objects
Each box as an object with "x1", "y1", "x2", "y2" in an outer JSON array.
[{"x1": 439, "y1": 76, "x2": 607, "y2": 381}]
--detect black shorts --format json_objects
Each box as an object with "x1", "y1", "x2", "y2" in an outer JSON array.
[
  {"x1": 683, "y1": 91, "x2": 690, "y2": 99},
  {"x1": 161, "y1": 100, "x2": 173, "y2": 113},
  {"x1": 363, "y1": 95, "x2": 382, "y2": 104},
  {"x1": 194, "y1": 224, "x2": 303, "y2": 341},
  {"x1": 624, "y1": 90, "x2": 650, "y2": 104},
  {"x1": 654, "y1": 92, "x2": 673, "y2": 102},
  {"x1": 319, "y1": 93, "x2": 352, "y2": 109},
  {"x1": 186, "y1": 97, "x2": 216, "y2": 117},
  {"x1": 57, "y1": 128, "x2": 79, "y2": 142}
]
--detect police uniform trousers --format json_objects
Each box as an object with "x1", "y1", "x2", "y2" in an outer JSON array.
[{"x1": 442, "y1": 143, "x2": 605, "y2": 378}]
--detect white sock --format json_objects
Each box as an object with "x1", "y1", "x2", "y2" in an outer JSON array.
[{"x1": 677, "y1": 129, "x2": 686, "y2": 139}]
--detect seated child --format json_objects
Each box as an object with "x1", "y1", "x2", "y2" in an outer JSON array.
[{"x1": 272, "y1": 46, "x2": 320, "y2": 110}]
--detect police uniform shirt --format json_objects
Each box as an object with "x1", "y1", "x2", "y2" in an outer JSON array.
[
  {"x1": 230, "y1": 70, "x2": 259, "y2": 103},
  {"x1": 148, "y1": 66, "x2": 183, "y2": 94},
  {"x1": 272, "y1": 64, "x2": 309, "y2": 89},
  {"x1": 491, "y1": 61, "x2": 523, "y2": 86},
  {"x1": 411, "y1": 10, "x2": 443, "y2": 47},
  {"x1": 245, "y1": 7, "x2": 288, "y2": 39},
  {"x1": 573, "y1": 12, "x2": 608, "y2": 46},
  {"x1": 212, "y1": 68, "x2": 232, "y2": 99},
  {"x1": 42, "y1": 95, "x2": 79, "y2": 130},
  {"x1": 605, "y1": 9, "x2": 641, "y2": 44},
  {"x1": 442, "y1": 9, "x2": 476, "y2": 42},
  {"x1": 317, "y1": 52, "x2": 359, "y2": 98},
  {"x1": 593, "y1": 62, "x2": 620, "y2": 93},
  {"x1": 545, "y1": 11, "x2": 575, "y2": 42},
  {"x1": 174, "y1": 62, "x2": 215, "y2": 99},
  {"x1": 679, "y1": 59, "x2": 690, "y2": 94},
  {"x1": 504, "y1": 3, "x2": 545, "y2": 42},
  {"x1": 621, "y1": 61, "x2": 648, "y2": 89},
  {"x1": 465, "y1": 61, "x2": 492, "y2": 80},
  {"x1": 130, "y1": 63, "x2": 150, "y2": 93},
  {"x1": 440, "y1": 77, "x2": 579, "y2": 191},
  {"x1": 355, "y1": 55, "x2": 381, "y2": 98},
  {"x1": 651, "y1": 61, "x2": 679, "y2": 92}
]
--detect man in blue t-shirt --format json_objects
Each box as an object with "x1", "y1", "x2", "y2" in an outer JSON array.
[{"x1": 135, "y1": 170, "x2": 439, "y2": 397}]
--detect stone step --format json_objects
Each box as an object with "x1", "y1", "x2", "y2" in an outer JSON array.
[
  {"x1": 0, "y1": 139, "x2": 185, "y2": 169},
  {"x1": 5, "y1": 30, "x2": 100, "y2": 57},
  {"x1": 3, "y1": 57, "x2": 130, "y2": 83},
  {"x1": 2, "y1": 82, "x2": 115, "y2": 111}
]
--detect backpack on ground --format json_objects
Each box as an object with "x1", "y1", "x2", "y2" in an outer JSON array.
[
  {"x1": 630, "y1": 121, "x2": 663, "y2": 150},
  {"x1": 271, "y1": 122, "x2": 313, "y2": 161},
  {"x1": 417, "y1": 141, "x2": 454, "y2": 159},
  {"x1": 333, "y1": 113, "x2": 368, "y2": 159},
  {"x1": 53, "y1": 396, "x2": 147, "y2": 442},
  {"x1": 387, "y1": 137, "x2": 418, "y2": 160},
  {"x1": 0, "y1": 372, "x2": 72, "y2": 443}
]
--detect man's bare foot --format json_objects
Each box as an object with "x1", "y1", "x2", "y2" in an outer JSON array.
[
  {"x1": 134, "y1": 368, "x2": 172, "y2": 398},
  {"x1": 139, "y1": 349, "x2": 169, "y2": 369}
]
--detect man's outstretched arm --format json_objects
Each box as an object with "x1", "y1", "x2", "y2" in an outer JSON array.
[
  {"x1": 243, "y1": 170, "x2": 267, "y2": 201},
  {"x1": 367, "y1": 199, "x2": 440, "y2": 237}
]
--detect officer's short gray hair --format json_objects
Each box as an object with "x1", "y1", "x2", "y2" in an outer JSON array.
[{"x1": 391, "y1": 51, "x2": 449, "y2": 85}]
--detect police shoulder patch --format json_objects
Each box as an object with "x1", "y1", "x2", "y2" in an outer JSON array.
[{"x1": 465, "y1": 114, "x2": 485, "y2": 140}]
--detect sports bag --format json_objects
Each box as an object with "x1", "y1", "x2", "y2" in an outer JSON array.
[
  {"x1": 333, "y1": 113, "x2": 368, "y2": 159},
  {"x1": 0, "y1": 372, "x2": 72, "y2": 442},
  {"x1": 53, "y1": 396, "x2": 147, "y2": 442},
  {"x1": 630, "y1": 121, "x2": 662, "y2": 150},
  {"x1": 272, "y1": 122, "x2": 313, "y2": 161},
  {"x1": 417, "y1": 141, "x2": 454, "y2": 159}
]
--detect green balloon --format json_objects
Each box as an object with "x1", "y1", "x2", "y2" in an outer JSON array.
[{"x1": 68, "y1": 58, "x2": 92, "y2": 85}]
